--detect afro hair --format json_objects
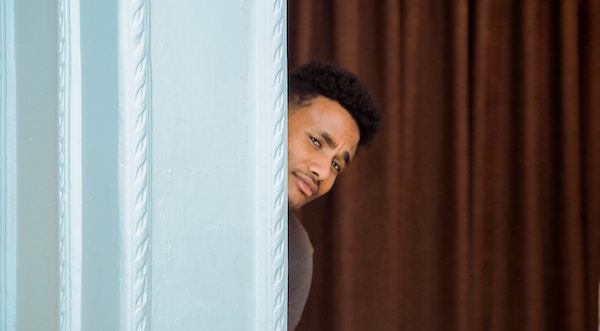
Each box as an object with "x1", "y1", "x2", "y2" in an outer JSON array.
[{"x1": 289, "y1": 61, "x2": 382, "y2": 146}]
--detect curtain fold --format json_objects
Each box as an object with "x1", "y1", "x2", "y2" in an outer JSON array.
[{"x1": 288, "y1": 1, "x2": 600, "y2": 330}]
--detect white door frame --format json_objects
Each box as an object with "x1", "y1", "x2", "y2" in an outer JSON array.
[{"x1": 0, "y1": 0, "x2": 288, "y2": 330}]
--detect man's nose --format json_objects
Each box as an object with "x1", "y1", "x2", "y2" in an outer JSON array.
[{"x1": 308, "y1": 155, "x2": 331, "y2": 181}]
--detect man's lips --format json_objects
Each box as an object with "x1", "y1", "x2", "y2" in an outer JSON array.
[{"x1": 293, "y1": 172, "x2": 318, "y2": 197}]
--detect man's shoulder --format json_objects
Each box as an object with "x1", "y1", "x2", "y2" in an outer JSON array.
[{"x1": 289, "y1": 212, "x2": 314, "y2": 265}]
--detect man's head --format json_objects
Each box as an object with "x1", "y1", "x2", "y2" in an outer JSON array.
[{"x1": 288, "y1": 61, "x2": 381, "y2": 210}]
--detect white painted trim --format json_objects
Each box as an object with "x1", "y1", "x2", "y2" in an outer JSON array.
[
  {"x1": 118, "y1": 0, "x2": 152, "y2": 329},
  {"x1": 57, "y1": 0, "x2": 82, "y2": 330},
  {"x1": 253, "y1": 0, "x2": 288, "y2": 329},
  {"x1": 0, "y1": 0, "x2": 17, "y2": 329}
]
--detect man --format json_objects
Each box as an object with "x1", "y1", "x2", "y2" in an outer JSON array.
[{"x1": 287, "y1": 61, "x2": 381, "y2": 330}]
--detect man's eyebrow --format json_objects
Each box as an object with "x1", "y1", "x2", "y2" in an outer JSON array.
[
  {"x1": 320, "y1": 132, "x2": 337, "y2": 149},
  {"x1": 320, "y1": 131, "x2": 350, "y2": 164}
]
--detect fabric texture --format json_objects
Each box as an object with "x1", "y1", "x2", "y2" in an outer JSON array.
[
  {"x1": 288, "y1": 212, "x2": 314, "y2": 330},
  {"x1": 288, "y1": 1, "x2": 600, "y2": 330}
]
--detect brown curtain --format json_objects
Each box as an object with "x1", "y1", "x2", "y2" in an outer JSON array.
[{"x1": 288, "y1": 1, "x2": 600, "y2": 330}]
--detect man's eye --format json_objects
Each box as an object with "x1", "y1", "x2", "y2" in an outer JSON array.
[
  {"x1": 310, "y1": 136, "x2": 321, "y2": 147},
  {"x1": 332, "y1": 161, "x2": 341, "y2": 172}
]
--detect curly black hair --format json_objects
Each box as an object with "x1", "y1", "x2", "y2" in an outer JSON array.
[{"x1": 289, "y1": 61, "x2": 382, "y2": 146}]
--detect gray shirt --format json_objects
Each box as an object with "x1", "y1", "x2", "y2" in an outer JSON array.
[{"x1": 288, "y1": 213, "x2": 314, "y2": 330}]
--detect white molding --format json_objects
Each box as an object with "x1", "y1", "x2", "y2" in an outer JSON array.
[
  {"x1": 118, "y1": 0, "x2": 152, "y2": 329},
  {"x1": 57, "y1": 0, "x2": 82, "y2": 330},
  {"x1": 254, "y1": 0, "x2": 288, "y2": 329},
  {"x1": 267, "y1": 1, "x2": 288, "y2": 327},
  {"x1": 0, "y1": 0, "x2": 17, "y2": 329}
]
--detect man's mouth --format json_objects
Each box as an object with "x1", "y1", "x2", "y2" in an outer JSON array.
[{"x1": 293, "y1": 173, "x2": 317, "y2": 197}]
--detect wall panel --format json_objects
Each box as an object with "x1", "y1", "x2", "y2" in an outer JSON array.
[
  {"x1": 1, "y1": 0, "x2": 287, "y2": 330},
  {"x1": 149, "y1": 0, "x2": 287, "y2": 329},
  {"x1": 15, "y1": 0, "x2": 60, "y2": 329},
  {"x1": 0, "y1": 0, "x2": 17, "y2": 329}
]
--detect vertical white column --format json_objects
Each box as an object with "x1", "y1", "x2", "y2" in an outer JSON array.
[
  {"x1": 117, "y1": 0, "x2": 152, "y2": 329},
  {"x1": 253, "y1": 0, "x2": 288, "y2": 330},
  {"x1": 57, "y1": 0, "x2": 82, "y2": 330},
  {"x1": 0, "y1": 0, "x2": 17, "y2": 329},
  {"x1": 3, "y1": 1, "x2": 288, "y2": 329},
  {"x1": 149, "y1": 0, "x2": 287, "y2": 329}
]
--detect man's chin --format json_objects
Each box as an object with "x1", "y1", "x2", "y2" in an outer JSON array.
[{"x1": 288, "y1": 196, "x2": 307, "y2": 210}]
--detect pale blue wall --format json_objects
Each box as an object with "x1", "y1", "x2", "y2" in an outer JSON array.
[
  {"x1": 15, "y1": 0, "x2": 59, "y2": 330},
  {"x1": 80, "y1": 0, "x2": 120, "y2": 330},
  {"x1": 3, "y1": 1, "x2": 286, "y2": 330},
  {"x1": 150, "y1": 1, "x2": 258, "y2": 329}
]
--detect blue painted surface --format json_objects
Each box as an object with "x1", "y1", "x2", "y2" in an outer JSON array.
[
  {"x1": 80, "y1": 0, "x2": 120, "y2": 330},
  {"x1": 4, "y1": 1, "x2": 285, "y2": 329},
  {"x1": 151, "y1": 1, "x2": 258, "y2": 329},
  {"x1": 14, "y1": 0, "x2": 59, "y2": 330}
]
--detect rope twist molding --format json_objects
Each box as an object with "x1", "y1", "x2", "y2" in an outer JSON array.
[
  {"x1": 123, "y1": 0, "x2": 152, "y2": 329},
  {"x1": 271, "y1": 0, "x2": 287, "y2": 329}
]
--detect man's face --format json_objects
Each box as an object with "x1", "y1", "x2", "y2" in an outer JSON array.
[{"x1": 288, "y1": 96, "x2": 360, "y2": 210}]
